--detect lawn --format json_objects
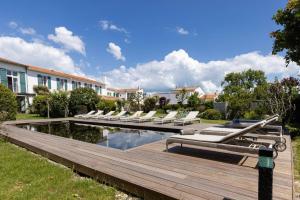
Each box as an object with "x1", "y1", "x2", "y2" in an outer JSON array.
[
  {"x1": 16, "y1": 113, "x2": 47, "y2": 120},
  {"x1": 0, "y1": 138, "x2": 116, "y2": 200}
]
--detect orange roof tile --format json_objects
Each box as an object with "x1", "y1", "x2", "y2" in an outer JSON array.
[{"x1": 0, "y1": 57, "x2": 29, "y2": 68}]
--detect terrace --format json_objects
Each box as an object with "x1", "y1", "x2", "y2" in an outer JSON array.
[{"x1": 0, "y1": 118, "x2": 293, "y2": 200}]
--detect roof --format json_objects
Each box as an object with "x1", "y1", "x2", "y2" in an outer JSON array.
[
  {"x1": 0, "y1": 56, "x2": 105, "y2": 86},
  {"x1": 100, "y1": 95, "x2": 119, "y2": 101},
  {"x1": 199, "y1": 93, "x2": 218, "y2": 101},
  {"x1": 28, "y1": 66, "x2": 105, "y2": 86},
  {"x1": 0, "y1": 57, "x2": 29, "y2": 68}
]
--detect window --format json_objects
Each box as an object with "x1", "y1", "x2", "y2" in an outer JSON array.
[
  {"x1": 56, "y1": 78, "x2": 67, "y2": 90},
  {"x1": 38, "y1": 74, "x2": 51, "y2": 88},
  {"x1": 7, "y1": 70, "x2": 19, "y2": 93}
]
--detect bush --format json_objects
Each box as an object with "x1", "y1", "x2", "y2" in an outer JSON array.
[
  {"x1": 143, "y1": 97, "x2": 157, "y2": 112},
  {"x1": 187, "y1": 93, "x2": 201, "y2": 109},
  {"x1": 33, "y1": 85, "x2": 50, "y2": 95},
  {"x1": 201, "y1": 109, "x2": 222, "y2": 120},
  {"x1": 204, "y1": 101, "x2": 214, "y2": 109},
  {"x1": 69, "y1": 88, "x2": 99, "y2": 116},
  {"x1": 0, "y1": 84, "x2": 17, "y2": 120},
  {"x1": 244, "y1": 110, "x2": 262, "y2": 120},
  {"x1": 49, "y1": 91, "x2": 69, "y2": 118},
  {"x1": 96, "y1": 99, "x2": 116, "y2": 113},
  {"x1": 32, "y1": 95, "x2": 48, "y2": 117}
]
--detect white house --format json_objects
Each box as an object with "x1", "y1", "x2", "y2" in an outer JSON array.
[{"x1": 106, "y1": 87, "x2": 144, "y2": 101}]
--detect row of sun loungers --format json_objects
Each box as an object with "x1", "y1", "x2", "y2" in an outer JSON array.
[{"x1": 74, "y1": 110, "x2": 201, "y2": 125}]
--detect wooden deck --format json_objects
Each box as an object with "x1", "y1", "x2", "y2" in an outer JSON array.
[{"x1": 0, "y1": 118, "x2": 294, "y2": 200}]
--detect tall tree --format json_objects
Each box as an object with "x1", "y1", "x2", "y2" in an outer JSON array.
[
  {"x1": 176, "y1": 89, "x2": 189, "y2": 105},
  {"x1": 219, "y1": 69, "x2": 268, "y2": 118},
  {"x1": 271, "y1": 0, "x2": 300, "y2": 66}
]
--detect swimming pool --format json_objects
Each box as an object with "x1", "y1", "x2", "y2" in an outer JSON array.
[{"x1": 17, "y1": 121, "x2": 174, "y2": 150}]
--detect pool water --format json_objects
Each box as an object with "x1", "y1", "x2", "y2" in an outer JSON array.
[{"x1": 17, "y1": 121, "x2": 174, "y2": 150}]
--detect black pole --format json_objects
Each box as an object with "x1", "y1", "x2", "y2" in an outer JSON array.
[{"x1": 258, "y1": 146, "x2": 274, "y2": 200}]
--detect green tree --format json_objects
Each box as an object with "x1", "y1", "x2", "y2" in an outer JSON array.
[
  {"x1": 219, "y1": 69, "x2": 268, "y2": 118},
  {"x1": 33, "y1": 85, "x2": 51, "y2": 118},
  {"x1": 0, "y1": 84, "x2": 17, "y2": 120},
  {"x1": 49, "y1": 91, "x2": 69, "y2": 118},
  {"x1": 176, "y1": 89, "x2": 188, "y2": 106},
  {"x1": 266, "y1": 77, "x2": 299, "y2": 124},
  {"x1": 187, "y1": 92, "x2": 200, "y2": 109},
  {"x1": 143, "y1": 97, "x2": 157, "y2": 112},
  {"x1": 271, "y1": 0, "x2": 300, "y2": 66},
  {"x1": 96, "y1": 98, "x2": 116, "y2": 113},
  {"x1": 69, "y1": 88, "x2": 99, "y2": 116},
  {"x1": 128, "y1": 92, "x2": 143, "y2": 111}
]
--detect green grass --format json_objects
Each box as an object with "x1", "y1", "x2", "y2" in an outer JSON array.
[
  {"x1": 16, "y1": 113, "x2": 46, "y2": 120},
  {"x1": 200, "y1": 118, "x2": 229, "y2": 125},
  {"x1": 0, "y1": 139, "x2": 116, "y2": 200}
]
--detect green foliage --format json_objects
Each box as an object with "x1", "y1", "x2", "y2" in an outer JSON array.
[
  {"x1": 218, "y1": 69, "x2": 268, "y2": 119},
  {"x1": 158, "y1": 97, "x2": 169, "y2": 108},
  {"x1": 201, "y1": 109, "x2": 222, "y2": 120},
  {"x1": 187, "y1": 92, "x2": 200, "y2": 109},
  {"x1": 244, "y1": 110, "x2": 262, "y2": 120},
  {"x1": 204, "y1": 101, "x2": 214, "y2": 109},
  {"x1": 266, "y1": 77, "x2": 299, "y2": 124},
  {"x1": 69, "y1": 88, "x2": 99, "y2": 116},
  {"x1": 0, "y1": 84, "x2": 17, "y2": 120},
  {"x1": 176, "y1": 89, "x2": 189, "y2": 105},
  {"x1": 33, "y1": 85, "x2": 50, "y2": 95},
  {"x1": 271, "y1": 0, "x2": 300, "y2": 66},
  {"x1": 49, "y1": 91, "x2": 69, "y2": 118},
  {"x1": 143, "y1": 97, "x2": 157, "y2": 112},
  {"x1": 162, "y1": 104, "x2": 180, "y2": 111},
  {"x1": 32, "y1": 95, "x2": 48, "y2": 117},
  {"x1": 96, "y1": 99, "x2": 116, "y2": 113},
  {"x1": 127, "y1": 92, "x2": 143, "y2": 111},
  {"x1": 116, "y1": 99, "x2": 125, "y2": 112}
]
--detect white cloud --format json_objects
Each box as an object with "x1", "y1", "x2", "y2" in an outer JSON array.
[
  {"x1": 8, "y1": 21, "x2": 18, "y2": 29},
  {"x1": 99, "y1": 20, "x2": 128, "y2": 35},
  {"x1": 176, "y1": 27, "x2": 189, "y2": 35},
  {"x1": 48, "y1": 26, "x2": 85, "y2": 55},
  {"x1": 106, "y1": 42, "x2": 125, "y2": 61},
  {"x1": 102, "y1": 49, "x2": 299, "y2": 92},
  {"x1": 0, "y1": 36, "x2": 83, "y2": 74},
  {"x1": 19, "y1": 27, "x2": 36, "y2": 35}
]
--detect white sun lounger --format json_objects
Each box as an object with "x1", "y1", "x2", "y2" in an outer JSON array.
[
  {"x1": 153, "y1": 111, "x2": 178, "y2": 124},
  {"x1": 81, "y1": 110, "x2": 103, "y2": 118},
  {"x1": 74, "y1": 110, "x2": 95, "y2": 118},
  {"x1": 173, "y1": 111, "x2": 200, "y2": 126},
  {"x1": 105, "y1": 111, "x2": 127, "y2": 120},
  {"x1": 120, "y1": 111, "x2": 143, "y2": 122},
  {"x1": 92, "y1": 111, "x2": 115, "y2": 119},
  {"x1": 132, "y1": 111, "x2": 157, "y2": 123},
  {"x1": 166, "y1": 120, "x2": 280, "y2": 159}
]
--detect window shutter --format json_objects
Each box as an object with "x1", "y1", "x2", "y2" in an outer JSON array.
[
  {"x1": 72, "y1": 81, "x2": 75, "y2": 90},
  {"x1": 48, "y1": 76, "x2": 51, "y2": 89},
  {"x1": 56, "y1": 78, "x2": 60, "y2": 90},
  {"x1": 99, "y1": 86, "x2": 102, "y2": 94},
  {"x1": 0, "y1": 68, "x2": 8, "y2": 87},
  {"x1": 37, "y1": 74, "x2": 43, "y2": 86},
  {"x1": 64, "y1": 80, "x2": 68, "y2": 91},
  {"x1": 19, "y1": 72, "x2": 26, "y2": 93}
]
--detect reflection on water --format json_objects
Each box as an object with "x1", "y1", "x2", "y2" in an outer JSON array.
[{"x1": 17, "y1": 121, "x2": 174, "y2": 150}]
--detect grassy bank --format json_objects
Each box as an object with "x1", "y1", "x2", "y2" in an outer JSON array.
[
  {"x1": 16, "y1": 113, "x2": 47, "y2": 120},
  {"x1": 200, "y1": 118, "x2": 229, "y2": 125},
  {"x1": 0, "y1": 139, "x2": 116, "y2": 200}
]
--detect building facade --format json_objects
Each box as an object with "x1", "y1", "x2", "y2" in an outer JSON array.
[{"x1": 0, "y1": 57, "x2": 143, "y2": 112}]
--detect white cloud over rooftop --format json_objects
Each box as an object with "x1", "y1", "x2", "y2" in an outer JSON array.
[{"x1": 103, "y1": 49, "x2": 299, "y2": 92}]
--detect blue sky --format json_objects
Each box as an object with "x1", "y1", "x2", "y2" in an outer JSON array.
[{"x1": 0, "y1": 0, "x2": 298, "y2": 92}]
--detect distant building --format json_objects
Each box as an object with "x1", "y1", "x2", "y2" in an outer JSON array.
[
  {"x1": 107, "y1": 87, "x2": 144, "y2": 101},
  {"x1": 199, "y1": 92, "x2": 219, "y2": 102}
]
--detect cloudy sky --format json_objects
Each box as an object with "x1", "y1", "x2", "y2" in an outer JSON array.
[{"x1": 0, "y1": 0, "x2": 298, "y2": 92}]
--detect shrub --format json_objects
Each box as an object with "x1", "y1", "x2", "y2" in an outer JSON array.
[
  {"x1": 143, "y1": 97, "x2": 157, "y2": 112},
  {"x1": 158, "y1": 97, "x2": 169, "y2": 108},
  {"x1": 69, "y1": 88, "x2": 99, "y2": 116},
  {"x1": 201, "y1": 109, "x2": 222, "y2": 120},
  {"x1": 244, "y1": 110, "x2": 262, "y2": 120},
  {"x1": 0, "y1": 84, "x2": 18, "y2": 120},
  {"x1": 97, "y1": 99, "x2": 116, "y2": 113},
  {"x1": 187, "y1": 93, "x2": 201, "y2": 109},
  {"x1": 33, "y1": 85, "x2": 50, "y2": 95},
  {"x1": 204, "y1": 101, "x2": 214, "y2": 109},
  {"x1": 32, "y1": 95, "x2": 49, "y2": 117},
  {"x1": 49, "y1": 91, "x2": 69, "y2": 118},
  {"x1": 116, "y1": 99, "x2": 125, "y2": 112}
]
